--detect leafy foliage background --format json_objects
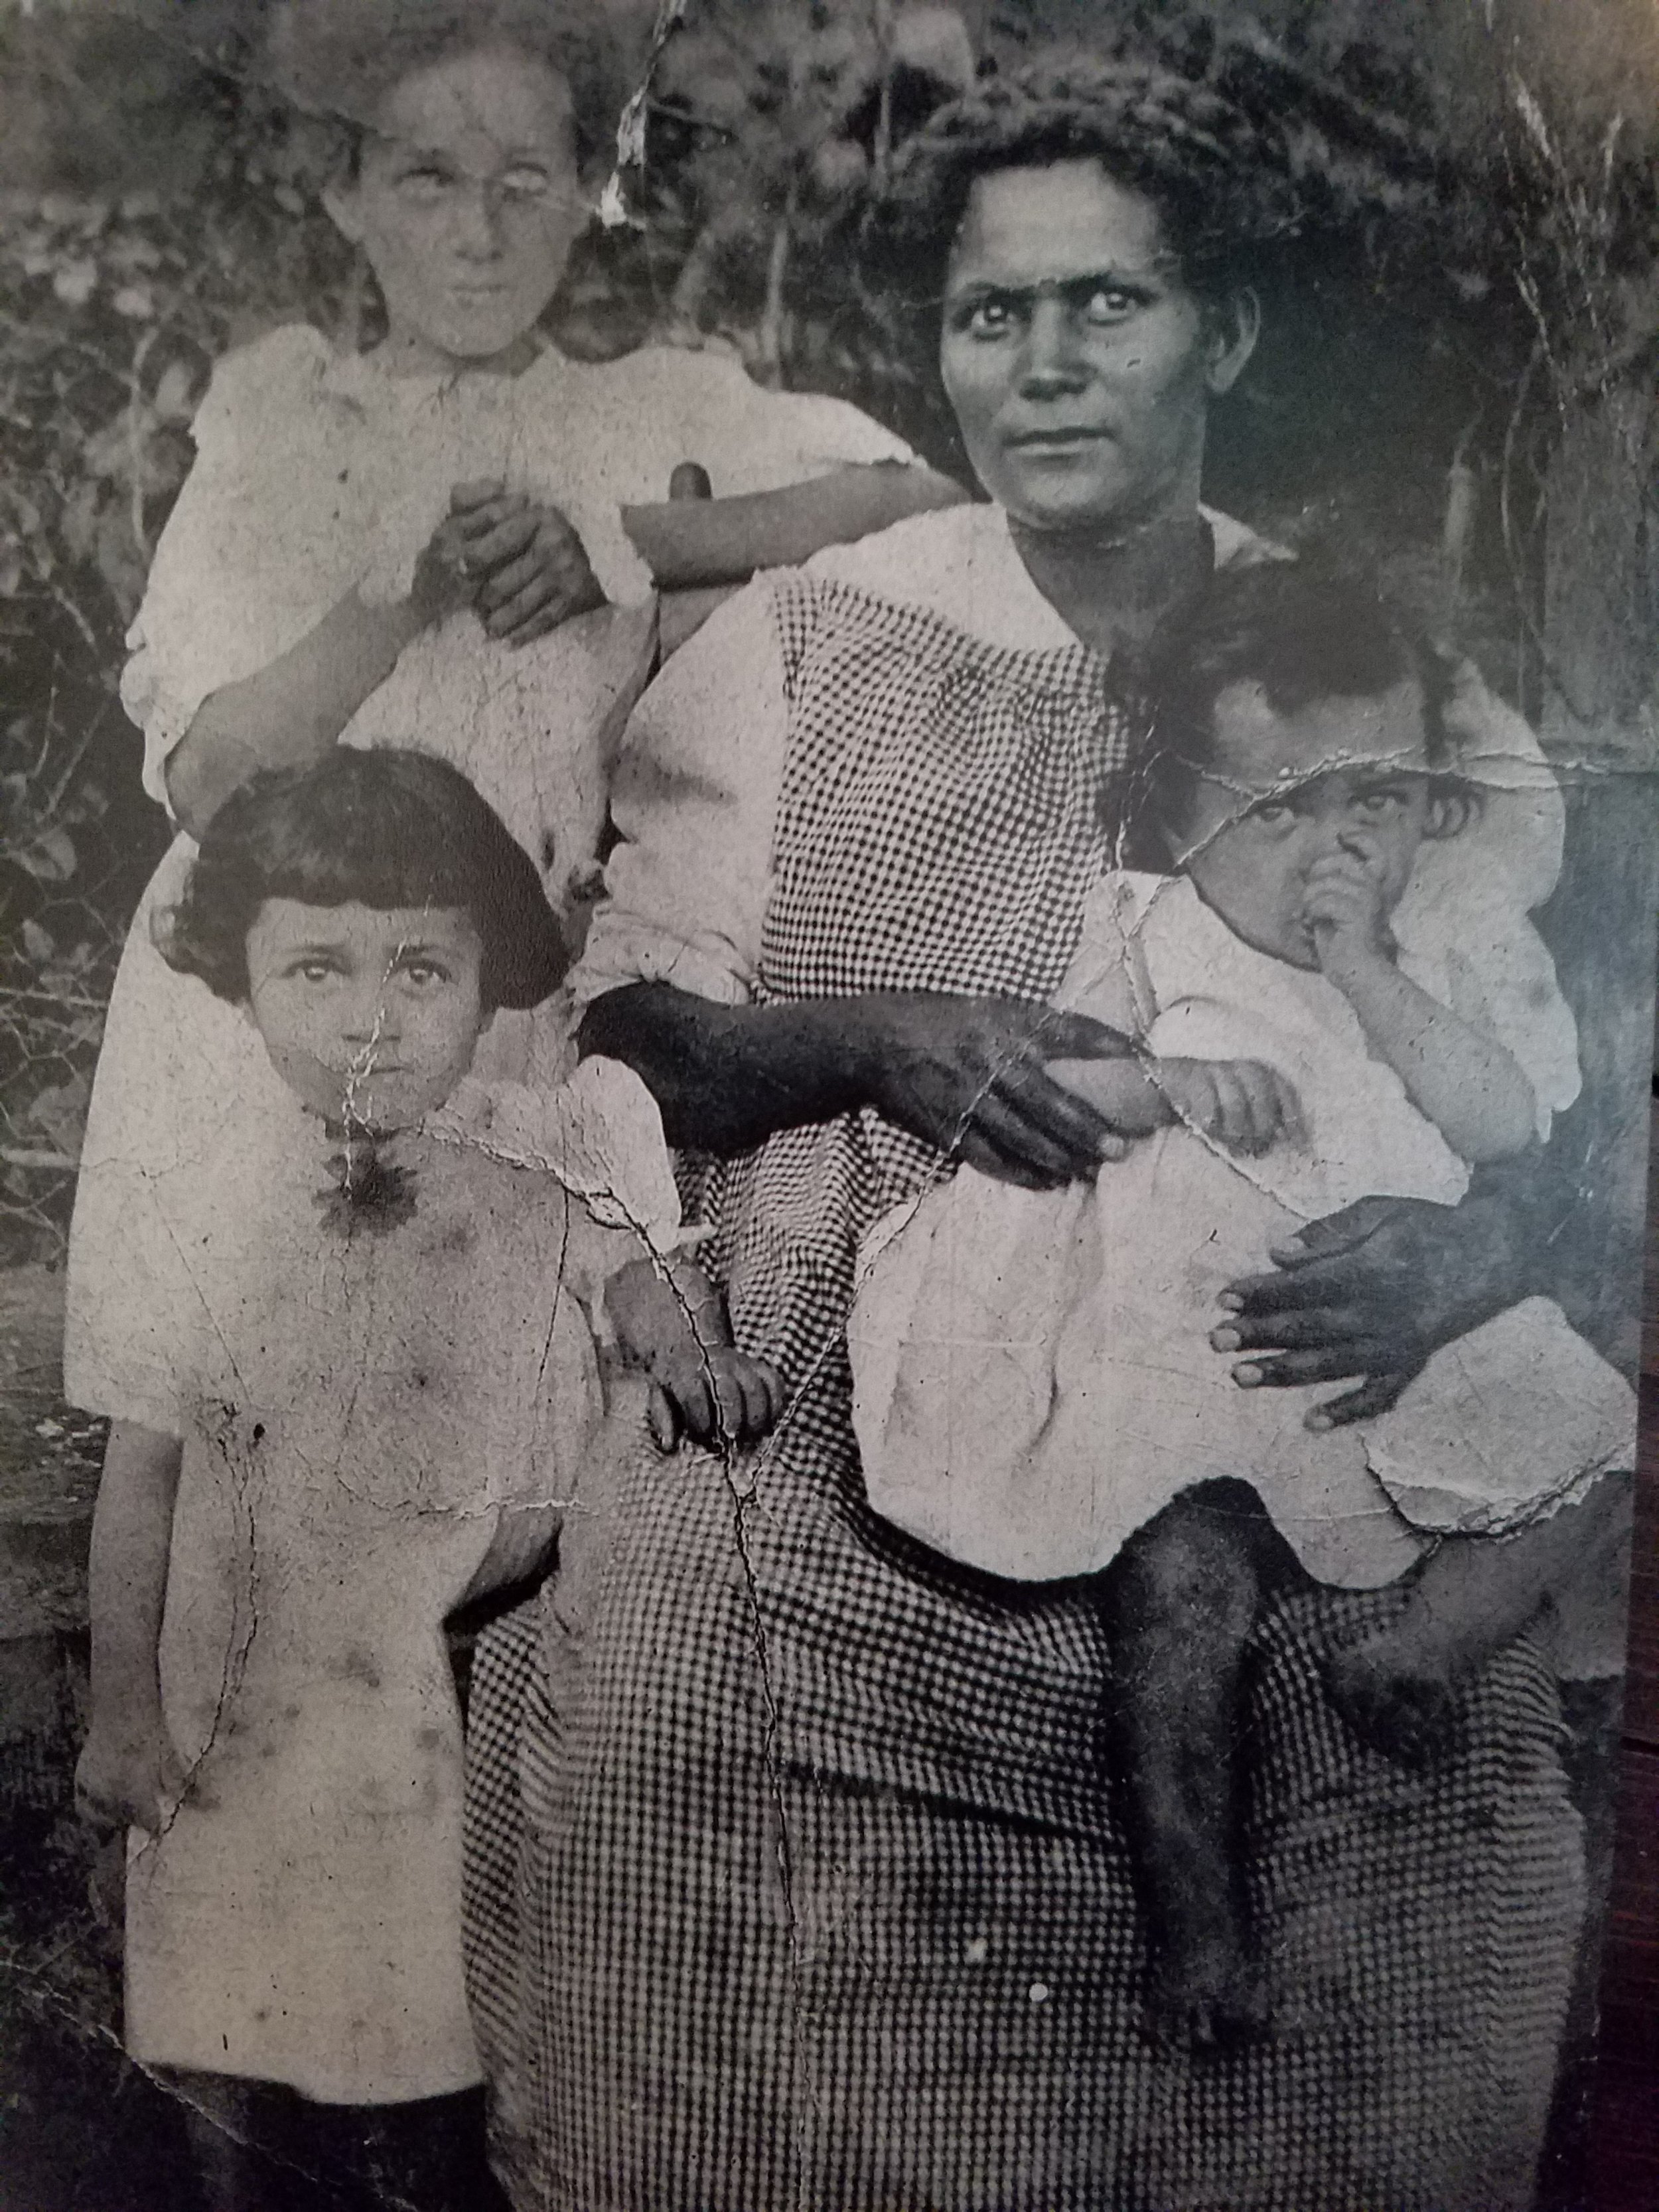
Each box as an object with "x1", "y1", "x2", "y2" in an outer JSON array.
[{"x1": 1, "y1": 0, "x2": 1657, "y2": 1262}]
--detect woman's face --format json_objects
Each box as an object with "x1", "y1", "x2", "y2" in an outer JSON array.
[
  {"x1": 939, "y1": 159, "x2": 1255, "y2": 533},
  {"x1": 325, "y1": 47, "x2": 588, "y2": 375}
]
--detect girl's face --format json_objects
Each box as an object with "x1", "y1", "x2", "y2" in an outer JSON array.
[
  {"x1": 325, "y1": 47, "x2": 587, "y2": 375},
  {"x1": 244, "y1": 899, "x2": 490, "y2": 1132},
  {"x1": 1174, "y1": 678, "x2": 1435, "y2": 970},
  {"x1": 939, "y1": 159, "x2": 1257, "y2": 534}
]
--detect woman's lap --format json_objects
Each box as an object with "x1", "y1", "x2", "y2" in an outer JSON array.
[{"x1": 467, "y1": 1412, "x2": 1585, "y2": 2212}]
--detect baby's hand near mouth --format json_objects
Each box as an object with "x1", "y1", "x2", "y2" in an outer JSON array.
[
  {"x1": 1157, "y1": 1057, "x2": 1305, "y2": 1155},
  {"x1": 1303, "y1": 851, "x2": 1392, "y2": 978}
]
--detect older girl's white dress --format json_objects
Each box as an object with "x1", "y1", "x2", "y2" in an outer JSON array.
[
  {"x1": 64, "y1": 327, "x2": 908, "y2": 1412},
  {"x1": 106, "y1": 1056, "x2": 678, "y2": 2104},
  {"x1": 850, "y1": 858, "x2": 1635, "y2": 1597}
]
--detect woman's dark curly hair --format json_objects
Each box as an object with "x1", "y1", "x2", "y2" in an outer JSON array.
[
  {"x1": 857, "y1": 53, "x2": 1302, "y2": 467},
  {"x1": 261, "y1": 0, "x2": 633, "y2": 181},
  {"x1": 1127, "y1": 561, "x2": 1474, "y2": 858},
  {"x1": 161, "y1": 747, "x2": 568, "y2": 1011}
]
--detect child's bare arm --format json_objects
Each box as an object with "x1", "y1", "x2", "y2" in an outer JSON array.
[
  {"x1": 1050, "y1": 1055, "x2": 1303, "y2": 1157},
  {"x1": 606, "y1": 1254, "x2": 784, "y2": 1449},
  {"x1": 76, "y1": 1420, "x2": 187, "y2": 1834},
  {"x1": 622, "y1": 465, "x2": 967, "y2": 591},
  {"x1": 1306, "y1": 857, "x2": 1538, "y2": 1163}
]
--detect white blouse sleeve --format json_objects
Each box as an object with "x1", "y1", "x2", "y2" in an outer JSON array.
[
  {"x1": 1394, "y1": 668, "x2": 1579, "y2": 1136},
  {"x1": 571, "y1": 575, "x2": 789, "y2": 1008},
  {"x1": 121, "y1": 325, "x2": 359, "y2": 809}
]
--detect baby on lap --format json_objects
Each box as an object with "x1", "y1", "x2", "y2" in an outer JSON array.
[{"x1": 851, "y1": 564, "x2": 1633, "y2": 2047}]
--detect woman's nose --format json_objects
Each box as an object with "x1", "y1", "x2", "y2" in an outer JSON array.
[{"x1": 1017, "y1": 297, "x2": 1089, "y2": 399}]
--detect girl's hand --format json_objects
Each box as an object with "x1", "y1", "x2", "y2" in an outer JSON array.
[
  {"x1": 647, "y1": 1347, "x2": 786, "y2": 1453},
  {"x1": 1159, "y1": 1057, "x2": 1305, "y2": 1155},
  {"x1": 75, "y1": 1706, "x2": 187, "y2": 1836},
  {"x1": 448, "y1": 478, "x2": 605, "y2": 646},
  {"x1": 851, "y1": 994, "x2": 1135, "y2": 1190},
  {"x1": 1303, "y1": 849, "x2": 1392, "y2": 980}
]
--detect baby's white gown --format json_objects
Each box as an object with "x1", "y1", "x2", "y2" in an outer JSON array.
[{"x1": 851, "y1": 859, "x2": 1634, "y2": 1610}]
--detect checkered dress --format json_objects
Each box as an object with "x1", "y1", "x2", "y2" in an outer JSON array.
[{"x1": 465, "y1": 575, "x2": 1583, "y2": 2211}]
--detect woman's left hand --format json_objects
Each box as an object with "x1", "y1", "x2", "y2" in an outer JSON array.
[
  {"x1": 449, "y1": 479, "x2": 606, "y2": 646},
  {"x1": 1210, "y1": 1185, "x2": 1535, "y2": 1428}
]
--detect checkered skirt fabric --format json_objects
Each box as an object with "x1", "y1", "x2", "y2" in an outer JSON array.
[{"x1": 463, "y1": 577, "x2": 1584, "y2": 2211}]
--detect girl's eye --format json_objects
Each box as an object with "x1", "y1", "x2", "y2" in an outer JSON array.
[
  {"x1": 397, "y1": 165, "x2": 453, "y2": 200},
  {"x1": 1250, "y1": 802, "x2": 1295, "y2": 828},
  {"x1": 293, "y1": 960, "x2": 336, "y2": 984},
  {"x1": 400, "y1": 960, "x2": 450, "y2": 987},
  {"x1": 498, "y1": 165, "x2": 553, "y2": 201}
]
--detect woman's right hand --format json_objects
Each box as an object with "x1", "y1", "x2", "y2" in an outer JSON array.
[
  {"x1": 849, "y1": 993, "x2": 1135, "y2": 1189},
  {"x1": 75, "y1": 1706, "x2": 187, "y2": 1836}
]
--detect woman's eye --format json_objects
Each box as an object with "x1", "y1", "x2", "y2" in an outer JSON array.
[
  {"x1": 1251, "y1": 802, "x2": 1294, "y2": 828},
  {"x1": 401, "y1": 961, "x2": 449, "y2": 987},
  {"x1": 293, "y1": 960, "x2": 335, "y2": 984},
  {"x1": 1357, "y1": 790, "x2": 1404, "y2": 816},
  {"x1": 962, "y1": 298, "x2": 1016, "y2": 338},
  {"x1": 1083, "y1": 287, "x2": 1137, "y2": 323}
]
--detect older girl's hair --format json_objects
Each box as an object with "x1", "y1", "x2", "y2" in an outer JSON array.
[
  {"x1": 161, "y1": 748, "x2": 568, "y2": 1010},
  {"x1": 262, "y1": 0, "x2": 633, "y2": 177},
  {"x1": 1129, "y1": 561, "x2": 1474, "y2": 851},
  {"x1": 858, "y1": 53, "x2": 1297, "y2": 453}
]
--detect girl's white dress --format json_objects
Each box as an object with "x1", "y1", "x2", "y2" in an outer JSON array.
[
  {"x1": 851, "y1": 858, "x2": 1636, "y2": 1603},
  {"x1": 108, "y1": 1056, "x2": 679, "y2": 2104},
  {"x1": 64, "y1": 327, "x2": 909, "y2": 1410}
]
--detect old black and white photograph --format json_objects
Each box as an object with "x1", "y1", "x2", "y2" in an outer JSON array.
[{"x1": 1, "y1": 2, "x2": 1658, "y2": 2207}]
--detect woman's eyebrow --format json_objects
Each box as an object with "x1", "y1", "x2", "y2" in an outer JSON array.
[{"x1": 948, "y1": 265, "x2": 1175, "y2": 301}]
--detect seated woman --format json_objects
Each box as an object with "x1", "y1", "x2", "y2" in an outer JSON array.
[{"x1": 481, "y1": 55, "x2": 1607, "y2": 2212}]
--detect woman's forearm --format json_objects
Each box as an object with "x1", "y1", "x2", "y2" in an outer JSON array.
[
  {"x1": 87, "y1": 1420, "x2": 184, "y2": 1723},
  {"x1": 578, "y1": 983, "x2": 871, "y2": 1153},
  {"x1": 164, "y1": 588, "x2": 423, "y2": 836},
  {"x1": 621, "y1": 465, "x2": 968, "y2": 591}
]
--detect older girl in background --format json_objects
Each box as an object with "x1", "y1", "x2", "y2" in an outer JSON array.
[{"x1": 68, "y1": 0, "x2": 942, "y2": 1409}]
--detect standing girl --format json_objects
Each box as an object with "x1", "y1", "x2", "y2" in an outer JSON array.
[
  {"x1": 68, "y1": 0, "x2": 936, "y2": 1412},
  {"x1": 73, "y1": 749, "x2": 776, "y2": 2212}
]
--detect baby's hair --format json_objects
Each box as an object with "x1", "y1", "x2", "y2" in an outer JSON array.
[
  {"x1": 261, "y1": 0, "x2": 631, "y2": 181},
  {"x1": 1130, "y1": 561, "x2": 1475, "y2": 853},
  {"x1": 161, "y1": 749, "x2": 567, "y2": 1011}
]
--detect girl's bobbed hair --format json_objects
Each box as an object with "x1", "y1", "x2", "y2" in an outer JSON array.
[
  {"x1": 261, "y1": 0, "x2": 634, "y2": 179},
  {"x1": 161, "y1": 748, "x2": 569, "y2": 1011},
  {"x1": 857, "y1": 52, "x2": 1299, "y2": 455},
  {"x1": 1125, "y1": 561, "x2": 1473, "y2": 860}
]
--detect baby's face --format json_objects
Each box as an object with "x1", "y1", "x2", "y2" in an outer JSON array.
[
  {"x1": 1173, "y1": 676, "x2": 1434, "y2": 970},
  {"x1": 244, "y1": 899, "x2": 489, "y2": 1132},
  {"x1": 325, "y1": 48, "x2": 587, "y2": 374}
]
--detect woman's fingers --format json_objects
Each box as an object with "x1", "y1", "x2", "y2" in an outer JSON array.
[
  {"x1": 1228, "y1": 1341, "x2": 1395, "y2": 1390},
  {"x1": 1210, "y1": 1304, "x2": 1368, "y2": 1355},
  {"x1": 954, "y1": 1126, "x2": 1066, "y2": 1191},
  {"x1": 968, "y1": 1088, "x2": 1090, "y2": 1184},
  {"x1": 1303, "y1": 1370, "x2": 1414, "y2": 1431},
  {"x1": 995, "y1": 1055, "x2": 1117, "y2": 1160}
]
